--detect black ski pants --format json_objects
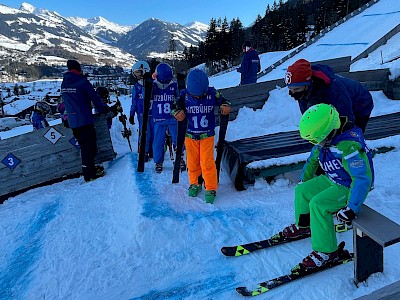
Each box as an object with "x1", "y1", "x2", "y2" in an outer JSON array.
[{"x1": 72, "y1": 124, "x2": 98, "y2": 181}]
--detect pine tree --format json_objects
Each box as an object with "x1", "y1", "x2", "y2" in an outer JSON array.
[
  {"x1": 220, "y1": 17, "x2": 231, "y2": 64},
  {"x1": 251, "y1": 14, "x2": 263, "y2": 50},
  {"x1": 230, "y1": 18, "x2": 244, "y2": 62},
  {"x1": 168, "y1": 34, "x2": 177, "y2": 67},
  {"x1": 205, "y1": 18, "x2": 218, "y2": 62}
]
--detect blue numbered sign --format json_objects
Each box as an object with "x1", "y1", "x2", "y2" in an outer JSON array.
[{"x1": 2, "y1": 153, "x2": 22, "y2": 170}]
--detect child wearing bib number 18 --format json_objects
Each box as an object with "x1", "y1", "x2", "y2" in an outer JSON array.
[
  {"x1": 151, "y1": 63, "x2": 180, "y2": 174},
  {"x1": 173, "y1": 69, "x2": 231, "y2": 204}
]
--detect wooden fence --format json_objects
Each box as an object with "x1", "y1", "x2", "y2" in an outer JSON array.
[{"x1": 0, "y1": 115, "x2": 115, "y2": 201}]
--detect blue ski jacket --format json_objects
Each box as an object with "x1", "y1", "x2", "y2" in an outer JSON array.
[
  {"x1": 130, "y1": 81, "x2": 145, "y2": 119},
  {"x1": 176, "y1": 87, "x2": 229, "y2": 137},
  {"x1": 151, "y1": 81, "x2": 179, "y2": 122},
  {"x1": 237, "y1": 48, "x2": 261, "y2": 85},
  {"x1": 301, "y1": 127, "x2": 374, "y2": 213},
  {"x1": 298, "y1": 64, "x2": 374, "y2": 124},
  {"x1": 30, "y1": 111, "x2": 48, "y2": 130},
  {"x1": 61, "y1": 71, "x2": 105, "y2": 129}
]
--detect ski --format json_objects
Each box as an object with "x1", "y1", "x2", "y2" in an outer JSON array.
[
  {"x1": 165, "y1": 128, "x2": 174, "y2": 161},
  {"x1": 236, "y1": 242, "x2": 353, "y2": 297},
  {"x1": 221, "y1": 223, "x2": 351, "y2": 257},
  {"x1": 216, "y1": 113, "x2": 229, "y2": 181},
  {"x1": 115, "y1": 97, "x2": 133, "y2": 152},
  {"x1": 172, "y1": 118, "x2": 187, "y2": 183},
  {"x1": 137, "y1": 72, "x2": 152, "y2": 172},
  {"x1": 172, "y1": 73, "x2": 187, "y2": 184}
]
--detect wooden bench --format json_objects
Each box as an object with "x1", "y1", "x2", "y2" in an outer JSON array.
[
  {"x1": 222, "y1": 112, "x2": 400, "y2": 190},
  {"x1": 353, "y1": 205, "x2": 400, "y2": 285}
]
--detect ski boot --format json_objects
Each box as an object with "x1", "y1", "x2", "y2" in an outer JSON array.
[
  {"x1": 95, "y1": 165, "x2": 105, "y2": 175},
  {"x1": 188, "y1": 184, "x2": 202, "y2": 197},
  {"x1": 155, "y1": 163, "x2": 163, "y2": 173},
  {"x1": 84, "y1": 165, "x2": 105, "y2": 182},
  {"x1": 205, "y1": 190, "x2": 216, "y2": 204},
  {"x1": 300, "y1": 250, "x2": 339, "y2": 270},
  {"x1": 291, "y1": 242, "x2": 349, "y2": 275},
  {"x1": 282, "y1": 224, "x2": 311, "y2": 240}
]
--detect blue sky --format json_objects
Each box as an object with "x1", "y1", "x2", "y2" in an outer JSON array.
[{"x1": 2, "y1": 0, "x2": 275, "y2": 26}]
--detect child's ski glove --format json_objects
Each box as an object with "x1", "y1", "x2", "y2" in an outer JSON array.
[
  {"x1": 336, "y1": 206, "x2": 356, "y2": 225},
  {"x1": 220, "y1": 104, "x2": 231, "y2": 115},
  {"x1": 173, "y1": 110, "x2": 186, "y2": 121}
]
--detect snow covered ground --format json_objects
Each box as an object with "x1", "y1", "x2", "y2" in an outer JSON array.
[
  {"x1": 1, "y1": 0, "x2": 400, "y2": 299},
  {"x1": 1, "y1": 89, "x2": 400, "y2": 299}
]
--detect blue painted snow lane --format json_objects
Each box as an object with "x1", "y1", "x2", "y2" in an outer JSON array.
[
  {"x1": 131, "y1": 154, "x2": 233, "y2": 225},
  {"x1": 317, "y1": 42, "x2": 369, "y2": 46},
  {"x1": 0, "y1": 201, "x2": 60, "y2": 300},
  {"x1": 130, "y1": 274, "x2": 236, "y2": 300},
  {"x1": 363, "y1": 10, "x2": 400, "y2": 17}
]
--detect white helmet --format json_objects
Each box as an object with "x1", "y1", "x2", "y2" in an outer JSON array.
[{"x1": 132, "y1": 61, "x2": 150, "y2": 73}]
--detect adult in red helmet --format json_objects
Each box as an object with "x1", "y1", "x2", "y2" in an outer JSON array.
[{"x1": 285, "y1": 58, "x2": 374, "y2": 133}]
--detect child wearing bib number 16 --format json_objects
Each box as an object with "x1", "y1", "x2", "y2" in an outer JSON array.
[{"x1": 173, "y1": 69, "x2": 231, "y2": 204}]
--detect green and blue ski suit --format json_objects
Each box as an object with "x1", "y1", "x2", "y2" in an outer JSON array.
[{"x1": 295, "y1": 126, "x2": 374, "y2": 253}]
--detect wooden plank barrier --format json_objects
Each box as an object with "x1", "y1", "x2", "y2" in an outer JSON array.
[{"x1": 0, "y1": 115, "x2": 115, "y2": 201}]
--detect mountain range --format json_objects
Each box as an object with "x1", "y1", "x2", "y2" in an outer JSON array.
[{"x1": 0, "y1": 2, "x2": 208, "y2": 68}]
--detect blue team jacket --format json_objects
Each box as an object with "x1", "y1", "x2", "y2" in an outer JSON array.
[
  {"x1": 61, "y1": 71, "x2": 105, "y2": 129},
  {"x1": 298, "y1": 64, "x2": 374, "y2": 124},
  {"x1": 237, "y1": 48, "x2": 261, "y2": 85}
]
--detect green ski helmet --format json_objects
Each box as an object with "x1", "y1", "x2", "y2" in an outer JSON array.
[{"x1": 299, "y1": 104, "x2": 340, "y2": 144}]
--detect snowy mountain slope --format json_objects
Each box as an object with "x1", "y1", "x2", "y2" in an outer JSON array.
[
  {"x1": 209, "y1": 0, "x2": 400, "y2": 90},
  {"x1": 351, "y1": 30, "x2": 400, "y2": 76},
  {"x1": 117, "y1": 18, "x2": 208, "y2": 59},
  {"x1": 66, "y1": 16, "x2": 135, "y2": 44},
  {"x1": 0, "y1": 3, "x2": 135, "y2": 67},
  {"x1": 257, "y1": 0, "x2": 400, "y2": 82}
]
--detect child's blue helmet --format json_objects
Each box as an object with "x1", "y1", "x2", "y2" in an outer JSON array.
[
  {"x1": 155, "y1": 63, "x2": 173, "y2": 84},
  {"x1": 186, "y1": 69, "x2": 209, "y2": 97}
]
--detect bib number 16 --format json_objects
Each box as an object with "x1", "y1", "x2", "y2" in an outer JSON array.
[{"x1": 192, "y1": 115, "x2": 208, "y2": 128}]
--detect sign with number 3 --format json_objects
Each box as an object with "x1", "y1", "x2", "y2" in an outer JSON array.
[{"x1": 1, "y1": 153, "x2": 22, "y2": 170}]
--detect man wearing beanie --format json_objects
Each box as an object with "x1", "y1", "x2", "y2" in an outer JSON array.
[
  {"x1": 237, "y1": 41, "x2": 261, "y2": 85},
  {"x1": 285, "y1": 58, "x2": 373, "y2": 133},
  {"x1": 61, "y1": 59, "x2": 107, "y2": 182}
]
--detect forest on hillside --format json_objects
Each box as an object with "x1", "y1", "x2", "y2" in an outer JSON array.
[{"x1": 183, "y1": 0, "x2": 371, "y2": 73}]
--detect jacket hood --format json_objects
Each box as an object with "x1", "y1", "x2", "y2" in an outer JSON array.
[
  {"x1": 63, "y1": 71, "x2": 84, "y2": 84},
  {"x1": 311, "y1": 64, "x2": 336, "y2": 85}
]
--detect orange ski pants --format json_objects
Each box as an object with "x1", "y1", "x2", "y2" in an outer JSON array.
[{"x1": 185, "y1": 136, "x2": 218, "y2": 191}]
